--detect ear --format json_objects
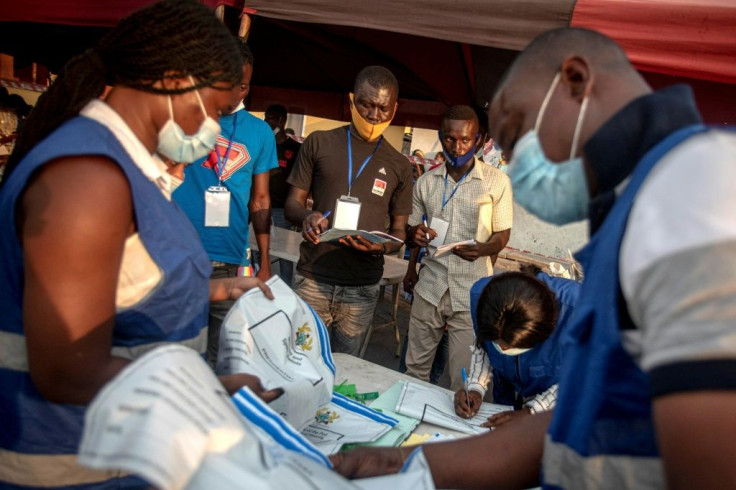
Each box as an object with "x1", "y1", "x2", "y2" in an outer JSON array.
[{"x1": 559, "y1": 56, "x2": 592, "y2": 101}]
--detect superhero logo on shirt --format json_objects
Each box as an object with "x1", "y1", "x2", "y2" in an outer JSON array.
[{"x1": 201, "y1": 135, "x2": 251, "y2": 181}]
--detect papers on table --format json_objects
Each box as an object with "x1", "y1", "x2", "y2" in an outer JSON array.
[
  {"x1": 318, "y1": 228, "x2": 403, "y2": 244},
  {"x1": 303, "y1": 393, "x2": 398, "y2": 455},
  {"x1": 79, "y1": 345, "x2": 435, "y2": 490},
  {"x1": 394, "y1": 381, "x2": 511, "y2": 435},
  {"x1": 217, "y1": 276, "x2": 335, "y2": 431},
  {"x1": 433, "y1": 239, "x2": 476, "y2": 258}
]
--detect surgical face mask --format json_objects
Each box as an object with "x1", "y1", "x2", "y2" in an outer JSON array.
[
  {"x1": 349, "y1": 92, "x2": 395, "y2": 142},
  {"x1": 492, "y1": 341, "x2": 532, "y2": 356},
  {"x1": 507, "y1": 72, "x2": 590, "y2": 225},
  {"x1": 157, "y1": 80, "x2": 221, "y2": 164},
  {"x1": 438, "y1": 130, "x2": 479, "y2": 168}
]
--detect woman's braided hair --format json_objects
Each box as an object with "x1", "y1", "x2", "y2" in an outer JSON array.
[{"x1": 5, "y1": 0, "x2": 243, "y2": 180}]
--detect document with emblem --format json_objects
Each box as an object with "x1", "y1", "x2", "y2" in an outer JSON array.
[
  {"x1": 79, "y1": 345, "x2": 436, "y2": 490},
  {"x1": 302, "y1": 393, "x2": 398, "y2": 455},
  {"x1": 394, "y1": 381, "x2": 512, "y2": 435},
  {"x1": 217, "y1": 276, "x2": 335, "y2": 431}
]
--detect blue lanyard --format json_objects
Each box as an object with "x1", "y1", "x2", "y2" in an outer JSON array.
[
  {"x1": 216, "y1": 112, "x2": 238, "y2": 184},
  {"x1": 442, "y1": 164, "x2": 474, "y2": 210},
  {"x1": 346, "y1": 127, "x2": 382, "y2": 196}
]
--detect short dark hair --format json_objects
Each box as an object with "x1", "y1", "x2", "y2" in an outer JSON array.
[
  {"x1": 475, "y1": 264, "x2": 558, "y2": 350},
  {"x1": 442, "y1": 105, "x2": 478, "y2": 125},
  {"x1": 354, "y1": 66, "x2": 399, "y2": 96},
  {"x1": 265, "y1": 104, "x2": 287, "y2": 118}
]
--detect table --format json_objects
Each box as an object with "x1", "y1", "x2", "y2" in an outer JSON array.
[
  {"x1": 333, "y1": 353, "x2": 469, "y2": 439},
  {"x1": 252, "y1": 227, "x2": 409, "y2": 358}
]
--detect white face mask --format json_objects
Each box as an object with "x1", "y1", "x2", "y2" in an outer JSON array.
[
  {"x1": 156, "y1": 77, "x2": 221, "y2": 164},
  {"x1": 492, "y1": 341, "x2": 532, "y2": 356},
  {"x1": 507, "y1": 72, "x2": 590, "y2": 225}
]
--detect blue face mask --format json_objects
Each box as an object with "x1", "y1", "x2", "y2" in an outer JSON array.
[
  {"x1": 507, "y1": 72, "x2": 590, "y2": 225},
  {"x1": 438, "y1": 130, "x2": 479, "y2": 167},
  {"x1": 157, "y1": 78, "x2": 221, "y2": 164}
]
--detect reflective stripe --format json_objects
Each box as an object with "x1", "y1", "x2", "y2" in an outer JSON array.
[
  {"x1": 543, "y1": 435, "x2": 664, "y2": 489},
  {"x1": 111, "y1": 327, "x2": 207, "y2": 360},
  {"x1": 0, "y1": 447, "x2": 127, "y2": 487},
  {"x1": 0, "y1": 327, "x2": 206, "y2": 371},
  {"x1": 0, "y1": 330, "x2": 28, "y2": 371}
]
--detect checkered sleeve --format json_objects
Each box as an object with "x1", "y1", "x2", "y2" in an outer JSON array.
[
  {"x1": 491, "y1": 171, "x2": 513, "y2": 232},
  {"x1": 467, "y1": 343, "x2": 492, "y2": 397},
  {"x1": 408, "y1": 175, "x2": 427, "y2": 226},
  {"x1": 525, "y1": 383, "x2": 558, "y2": 414}
]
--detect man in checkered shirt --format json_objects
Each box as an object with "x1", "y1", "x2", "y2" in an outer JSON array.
[{"x1": 404, "y1": 105, "x2": 513, "y2": 392}]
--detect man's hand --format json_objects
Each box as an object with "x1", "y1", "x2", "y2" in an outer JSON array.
[
  {"x1": 454, "y1": 389, "x2": 483, "y2": 419},
  {"x1": 481, "y1": 408, "x2": 532, "y2": 429},
  {"x1": 453, "y1": 242, "x2": 487, "y2": 262},
  {"x1": 301, "y1": 212, "x2": 329, "y2": 244},
  {"x1": 403, "y1": 267, "x2": 419, "y2": 294},
  {"x1": 410, "y1": 224, "x2": 436, "y2": 248},
  {"x1": 256, "y1": 261, "x2": 271, "y2": 281},
  {"x1": 330, "y1": 447, "x2": 405, "y2": 479},
  {"x1": 339, "y1": 235, "x2": 383, "y2": 254},
  {"x1": 227, "y1": 277, "x2": 274, "y2": 300},
  {"x1": 218, "y1": 373, "x2": 284, "y2": 402}
]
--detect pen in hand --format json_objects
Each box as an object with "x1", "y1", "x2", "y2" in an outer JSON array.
[
  {"x1": 462, "y1": 367, "x2": 471, "y2": 417},
  {"x1": 422, "y1": 214, "x2": 430, "y2": 241},
  {"x1": 306, "y1": 210, "x2": 331, "y2": 233}
]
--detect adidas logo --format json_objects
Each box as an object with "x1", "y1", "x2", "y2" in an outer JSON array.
[{"x1": 378, "y1": 167, "x2": 387, "y2": 175}]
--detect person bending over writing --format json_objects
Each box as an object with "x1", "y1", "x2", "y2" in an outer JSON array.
[{"x1": 454, "y1": 265, "x2": 579, "y2": 428}]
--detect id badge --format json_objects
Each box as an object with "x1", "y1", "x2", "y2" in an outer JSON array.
[
  {"x1": 429, "y1": 217, "x2": 450, "y2": 248},
  {"x1": 204, "y1": 186, "x2": 230, "y2": 227},
  {"x1": 334, "y1": 195, "x2": 361, "y2": 230}
]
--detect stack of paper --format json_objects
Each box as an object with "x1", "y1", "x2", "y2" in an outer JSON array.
[
  {"x1": 433, "y1": 239, "x2": 476, "y2": 258},
  {"x1": 394, "y1": 381, "x2": 511, "y2": 435}
]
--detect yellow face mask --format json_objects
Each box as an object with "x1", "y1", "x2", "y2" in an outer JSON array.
[{"x1": 349, "y1": 92, "x2": 396, "y2": 142}]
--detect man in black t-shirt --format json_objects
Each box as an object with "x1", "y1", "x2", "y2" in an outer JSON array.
[
  {"x1": 285, "y1": 66, "x2": 413, "y2": 356},
  {"x1": 264, "y1": 104, "x2": 302, "y2": 286}
]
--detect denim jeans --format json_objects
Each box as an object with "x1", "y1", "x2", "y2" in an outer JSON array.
[
  {"x1": 293, "y1": 273, "x2": 380, "y2": 356},
  {"x1": 207, "y1": 262, "x2": 239, "y2": 368},
  {"x1": 271, "y1": 208, "x2": 294, "y2": 287}
]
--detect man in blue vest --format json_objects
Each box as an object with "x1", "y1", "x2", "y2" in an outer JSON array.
[{"x1": 330, "y1": 27, "x2": 736, "y2": 489}]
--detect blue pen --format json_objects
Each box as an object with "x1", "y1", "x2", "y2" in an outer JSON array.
[
  {"x1": 462, "y1": 367, "x2": 471, "y2": 414},
  {"x1": 422, "y1": 214, "x2": 430, "y2": 241},
  {"x1": 307, "y1": 210, "x2": 331, "y2": 233}
]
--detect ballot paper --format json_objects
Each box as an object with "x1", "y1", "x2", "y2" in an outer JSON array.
[
  {"x1": 433, "y1": 239, "x2": 476, "y2": 258},
  {"x1": 394, "y1": 381, "x2": 512, "y2": 435},
  {"x1": 217, "y1": 276, "x2": 335, "y2": 431},
  {"x1": 303, "y1": 393, "x2": 398, "y2": 455},
  {"x1": 79, "y1": 345, "x2": 435, "y2": 490}
]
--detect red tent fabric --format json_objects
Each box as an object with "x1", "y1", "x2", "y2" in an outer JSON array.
[{"x1": 1, "y1": 0, "x2": 734, "y2": 125}]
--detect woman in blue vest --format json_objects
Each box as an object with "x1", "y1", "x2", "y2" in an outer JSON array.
[
  {"x1": 454, "y1": 265, "x2": 580, "y2": 427},
  {"x1": 0, "y1": 1, "x2": 280, "y2": 488}
]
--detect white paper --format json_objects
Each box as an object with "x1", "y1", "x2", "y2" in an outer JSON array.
[
  {"x1": 394, "y1": 381, "x2": 512, "y2": 435},
  {"x1": 80, "y1": 345, "x2": 430, "y2": 490},
  {"x1": 79, "y1": 346, "x2": 249, "y2": 490},
  {"x1": 302, "y1": 394, "x2": 397, "y2": 455},
  {"x1": 433, "y1": 239, "x2": 476, "y2": 258},
  {"x1": 354, "y1": 448, "x2": 435, "y2": 490},
  {"x1": 204, "y1": 188, "x2": 230, "y2": 227},
  {"x1": 428, "y1": 217, "x2": 449, "y2": 248},
  {"x1": 217, "y1": 276, "x2": 335, "y2": 430},
  {"x1": 334, "y1": 197, "x2": 362, "y2": 230}
]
